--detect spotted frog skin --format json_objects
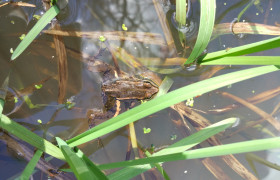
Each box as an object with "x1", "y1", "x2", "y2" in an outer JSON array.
[{"x1": 87, "y1": 60, "x2": 159, "y2": 128}]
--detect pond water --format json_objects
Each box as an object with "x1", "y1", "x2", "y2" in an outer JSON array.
[{"x1": 0, "y1": 0, "x2": 280, "y2": 179}]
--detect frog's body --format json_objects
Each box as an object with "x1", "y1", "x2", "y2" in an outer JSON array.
[
  {"x1": 102, "y1": 76, "x2": 158, "y2": 100},
  {"x1": 87, "y1": 60, "x2": 159, "y2": 128}
]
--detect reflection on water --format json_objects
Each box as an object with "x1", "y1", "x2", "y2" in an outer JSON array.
[{"x1": 0, "y1": 0, "x2": 280, "y2": 179}]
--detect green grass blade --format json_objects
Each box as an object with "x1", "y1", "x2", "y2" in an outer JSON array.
[
  {"x1": 202, "y1": 36, "x2": 280, "y2": 62},
  {"x1": 0, "y1": 98, "x2": 3, "y2": 119},
  {"x1": 56, "y1": 137, "x2": 99, "y2": 180},
  {"x1": 201, "y1": 56, "x2": 280, "y2": 65},
  {"x1": 0, "y1": 75, "x2": 9, "y2": 117},
  {"x1": 0, "y1": 115, "x2": 64, "y2": 160},
  {"x1": 19, "y1": 150, "x2": 43, "y2": 180},
  {"x1": 100, "y1": 137, "x2": 280, "y2": 169},
  {"x1": 75, "y1": 147, "x2": 109, "y2": 180},
  {"x1": 154, "y1": 76, "x2": 173, "y2": 98},
  {"x1": 184, "y1": 0, "x2": 216, "y2": 64},
  {"x1": 11, "y1": 5, "x2": 60, "y2": 60},
  {"x1": 66, "y1": 66, "x2": 279, "y2": 147},
  {"x1": 237, "y1": 0, "x2": 254, "y2": 22},
  {"x1": 108, "y1": 117, "x2": 237, "y2": 179},
  {"x1": 246, "y1": 153, "x2": 280, "y2": 177},
  {"x1": 176, "y1": 0, "x2": 186, "y2": 26}
]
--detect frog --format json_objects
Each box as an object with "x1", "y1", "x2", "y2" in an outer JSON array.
[{"x1": 87, "y1": 58, "x2": 159, "y2": 128}]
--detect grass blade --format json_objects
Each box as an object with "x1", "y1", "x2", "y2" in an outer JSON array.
[
  {"x1": 202, "y1": 36, "x2": 280, "y2": 62},
  {"x1": 19, "y1": 150, "x2": 43, "y2": 180},
  {"x1": 100, "y1": 137, "x2": 280, "y2": 169},
  {"x1": 185, "y1": 0, "x2": 216, "y2": 64},
  {"x1": 11, "y1": 5, "x2": 60, "y2": 60},
  {"x1": 56, "y1": 137, "x2": 102, "y2": 180},
  {"x1": 0, "y1": 115, "x2": 64, "y2": 160},
  {"x1": 66, "y1": 66, "x2": 279, "y2": 147},
  {"x1": 246, "y1": 153, "x2": 280, "y2": 177},
  {"x1": 108, "y1": 117, "x2": 237, "y2": 179},
  {"x1": 201, "y1": 56, "x2": 280, "y2": 65},
  {"x1": 0, "y1": 75, "x2": 9, "y2": 118},
  {"x1": 75, "y1": 147, "x2": 109, "y2": 180},
  {"x1": 176, "y1": 0, "x2": 186, "y2": 26}
]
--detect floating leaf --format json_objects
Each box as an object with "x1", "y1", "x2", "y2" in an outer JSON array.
[
  {"x1": 99, "y1": 36, "x2": 106, "y2": 42},
  {"x1": 65, "y1": 101, "x2": 75, "y2": 110},
  {"x1": 33, "y1": 15, "x2": 41, "y2": 20},
  {"x1": 143, "y1": 127, "x2": 151, "y2": 134},
  {"x1": 170, "y1": 134, "x2": 177, "y2": 141},
  {"x1": 37, "y1": 119, "x2": 42, "y2": 124},
  {"x1": 186, "y1": 98, "x2": 194, "y2": 107},
  {"x1": 34, "y1": 84, "x2": 42, "y2": 89},
  {"x1": 19, "y1": 34, "x2": 26, "y2": 40},
  {"x1": 122, "y1": 24, "x2": 128, "y2": 31}
]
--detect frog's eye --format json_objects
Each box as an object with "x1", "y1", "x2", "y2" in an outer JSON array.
[{"x1": 143, "y1": 82, "x2": 152, "y2": 88}]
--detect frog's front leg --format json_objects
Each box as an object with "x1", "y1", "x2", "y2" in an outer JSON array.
[
  {"x1": 87, "y1": 108, "x2": 116, "y2": 129},
  {"x1": 87, "y1": 93, "x2": 119, "y2": 129}
]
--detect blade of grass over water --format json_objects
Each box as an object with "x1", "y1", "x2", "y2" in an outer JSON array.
[
  {"x1": 184, "y1": 0, "x2": 216, "y2": 64},
  {"x1": 66, "y1": 66, "x2": 279, "y2": 147},
  {"x1": 19, "y1": 150, "x2": 43, "y2": 180},
  {"x1": 100, "y1": 137, "x2": 280, "y2": 169},
  {"x1": 11, "y1": 5, "x2": 60, "y2": 60},
  {"x1": 108, "y1": 118, "x2": 237, "y2": 179},
  {"x1": 56, "y1": 137, "x2": 101, "y2": 180},
  {"x1": 246, "y1": 153, "x2": 280, "y2": 178},
  {"x1": 176, "y1": 0, "x2": 186, "y2": 26},
  {"x1": 237, "y1": 0, "x2": 255, "y2": 22},
  {"x1": 0, "y1": 115, "x2": 65, "y2": 160},
  {"x1": 201, "y1": 56, "x2": 280, "y2": 65},
  {"x1": 154, "y1": 76, "x2": 173, "y2": 98},
  {"x1": 74, "y1": 146, "x2": 109, "y2": 180},
  {"x1": 201, "y1": 36, "x2": 280, "y2": 62},
  {"x1": 0, "y1": 75, "x2": 9, "y2": 117}
]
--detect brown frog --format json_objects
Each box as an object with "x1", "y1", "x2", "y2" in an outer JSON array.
[{"x1": 87, "y1": 59, "x2": 159, "y2": 128}]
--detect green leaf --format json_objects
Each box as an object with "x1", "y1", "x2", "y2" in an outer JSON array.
[
  {"x1": 143, "y1": 127, "x2": 151, "y2": 134},
  {"x1": 19, "y1": 150, "x2": 43, "y2": 180},
  {"x1": 122, "y1": 24, "x2": 128, "y2": 31},
  {"x1": 185, "y1": 0, "x2": 216, "y2": 64},
  {"x1": 175, "y1": 0, "x2": 186, "y2": 26},
  {"x1": 201, "y1": 56, "x2": 280, "y2": 65},
  {"x1": 246, "y1": 153, "x2": 280, "y2": 178},
  {"x1": 0, "y1": 115, "x2": 65, "y2": 160},
  {"x1": 33, "y1": 15, "x2": 41, "y2": 20},
  {"x1": 154, "y1": 76, "x2": 173, "y2": 98},
  {"x1": 106, "y1": 117, "x2": 237, "y2": 177},
  {"x1": 34, "y1": 84, "x2": 43, "y2": 89},
  {"x1": 0, "y1": 75, "x2": 9, "y2": 119},
  {"x1": 66, "y1": 66, "x2": 279, "y2": 147},
  {"x1": 11, "y1": 5, "x2": 60, "y2": 60},
  {"x1": 74, "y1": 147, "x2": 109, "y2": 180},
  {"x1": 99, "y1": 36, "x2": 106, "y2": 42},
  {"x1": 202, "y1": 36, "x2": 280, "y2": 62},
  {"x1": 56, "y1": 137, "x2": 102, "y2": 180},
  {"x1": 19, "y1": 34, "x2": 26, "y2": 40},
  {"x1": 102, "y1": 137, "x2": 280, "y2": 169}
]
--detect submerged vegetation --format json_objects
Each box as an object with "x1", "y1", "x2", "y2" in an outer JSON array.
[{"x1": 1, "y1": 0, "x2": 280, "y2": 179}]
